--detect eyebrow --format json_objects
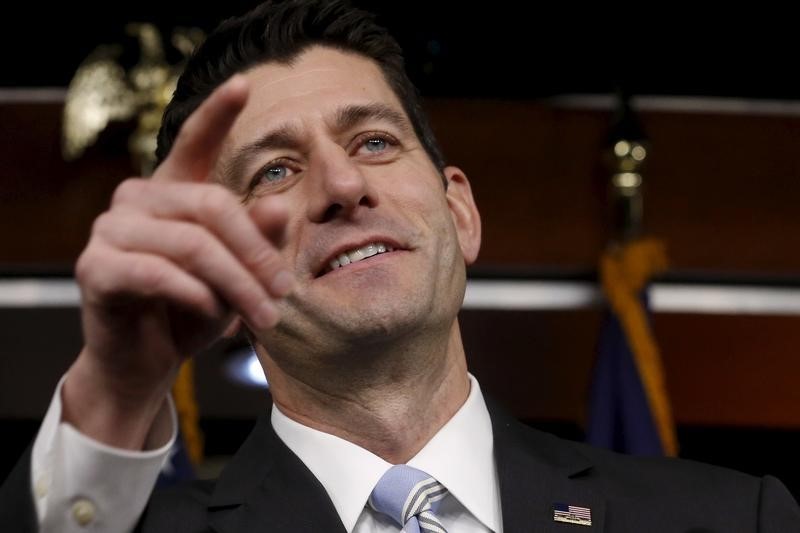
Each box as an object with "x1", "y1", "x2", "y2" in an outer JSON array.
[
  {"x1": 334, "y1": 103, "x2": 411, "y2": 137},
  {"x1": 221, "y1": 102, "x2": 412, "y2": 188}
]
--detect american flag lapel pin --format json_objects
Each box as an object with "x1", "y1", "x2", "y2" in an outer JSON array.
[{"x1": 553, "y1": 503, "x2": 592, "y2": 526}]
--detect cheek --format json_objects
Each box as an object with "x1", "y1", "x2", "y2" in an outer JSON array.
[{"x1": 371, "y1": 160, "x2": 448, "y2": 218}]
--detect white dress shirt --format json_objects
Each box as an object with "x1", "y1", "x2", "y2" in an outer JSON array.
[
  {"x1": 272, "y1": 374, "x2": 503, "y2": 532},
  {"x1": 31, "y1": 374, "x2": 502, "y2": 532}
]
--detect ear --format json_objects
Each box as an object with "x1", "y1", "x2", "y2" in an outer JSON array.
[{"x1": 444, "y1": 166, "x2": 481, "y2": 265}]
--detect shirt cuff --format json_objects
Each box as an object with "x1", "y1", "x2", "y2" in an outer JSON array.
[{"x1": 31, "y1": 374, "x2": 177, "y2": 532}]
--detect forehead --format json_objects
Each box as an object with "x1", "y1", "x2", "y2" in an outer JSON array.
[{"x1": 227, "y1": 46, "x2": 405, "y2": 147}]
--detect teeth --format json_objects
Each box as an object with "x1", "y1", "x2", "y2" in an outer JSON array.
[
  {"x1": 348, "y1": 249, "x2": 365, "y2": 262},
  {"x1": 361, "y1": 244, "x2": 378, "y2": 258},
  {"x1": 327, "y1": 242, "x2": 393, "y2": 272}
]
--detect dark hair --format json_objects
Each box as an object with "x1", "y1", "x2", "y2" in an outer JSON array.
[{"x1": 155, "y1": 0, "x2": 445, "y2": 171}]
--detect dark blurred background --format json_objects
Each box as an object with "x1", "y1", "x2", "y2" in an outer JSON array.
[{"x1": 2, "y1": 2, "x2": 798, "y2": 100}]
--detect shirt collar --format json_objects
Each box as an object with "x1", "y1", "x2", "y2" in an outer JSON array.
[
  {"x1": 407, "y1": 375, "x2": 502, "y2": 532},
  {"x1": 271, "y1": 374, "x2": 501, "y2": 533}
]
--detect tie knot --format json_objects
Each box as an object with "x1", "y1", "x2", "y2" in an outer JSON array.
[{"x1": 369, "y1": 465, "x2": 448, "y2": 528}]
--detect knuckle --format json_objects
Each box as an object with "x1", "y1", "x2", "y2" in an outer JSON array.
[
  {"x1": 111, "y1": 178, "x2": 146, "y2": 206},
  {"x1": 75, "y1": 246, "x2": 119, "y2": 298},
  {"x1": 74, "y1": 247, "x2": 97, "y2": 287},
  {"x1": 198, "y1": 185, "x2": 236, "y2": 219},
  {"x1": 130, "y1": 258, "x2": 167, "y2": 295},
  {"x1": 173, "y1": 225, "x2": 211, "y2": 263},
  {"x1": 90, "y1": 211, "x2": 115, "y2": 237}
]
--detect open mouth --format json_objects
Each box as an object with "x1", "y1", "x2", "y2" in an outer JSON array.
[{"x1": 318, "y1": 242, "x2": 396, "y2": 277}]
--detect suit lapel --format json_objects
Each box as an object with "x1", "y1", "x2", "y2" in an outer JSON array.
[
  {"x1": 207, "y1": 414, "x2": 346, "y2": 533},
  {"x1": 488, "y1": 398, "x2": 606, "y2": 533},
  {"x1": 203, "y1": 395, "x2": 607, "y2": 533}
]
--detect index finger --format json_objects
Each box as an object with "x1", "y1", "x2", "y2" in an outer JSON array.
[{"x1": 155, "y1": 74, "x2": 249, "y2": 183}]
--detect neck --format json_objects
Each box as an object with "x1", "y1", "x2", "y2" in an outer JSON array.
[{"x1": 260, "y1": 322, "x2": 470, "y2": 464}]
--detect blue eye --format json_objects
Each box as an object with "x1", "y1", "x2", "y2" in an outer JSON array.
[
  {"x1": 364, "y1": 138, "x2": 387, "y2": 152},
  {"x1": 264, "y1": 165, "x2": 288, "y2": 181},
  {"x1": 245, "y1": 159, "x2": 298, "y2": 198}
]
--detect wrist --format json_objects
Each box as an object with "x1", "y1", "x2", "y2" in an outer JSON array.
[{"x1": 61, "y1": 349, "x2": 176, "y2": 450}]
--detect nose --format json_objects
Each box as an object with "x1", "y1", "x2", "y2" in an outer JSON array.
[{"x1": 306, "y1": 144, "x2": 376, "y2": 223}]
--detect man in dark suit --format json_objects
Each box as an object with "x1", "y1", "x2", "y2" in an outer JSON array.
[{"x1": 1, "y1": 1, "x2": 799, "y2": 531}]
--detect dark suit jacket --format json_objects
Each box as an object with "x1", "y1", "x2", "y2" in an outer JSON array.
[{"x1": 3, "y1": 398, "x2": 799, "y2": 532}]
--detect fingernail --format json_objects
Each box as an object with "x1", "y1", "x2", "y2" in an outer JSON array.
[
  {"x1": 255, "y1": 301, "x2": 279, "y2": 330},
  {"x1": 270, "y1": 270, "x2": 296, "y2": 298},
  {"x1": 224, "y1": 74, "x2": 248, "y2": 93}
]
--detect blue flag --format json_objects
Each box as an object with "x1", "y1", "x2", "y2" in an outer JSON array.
[
  {"x1": 587, "y1": 292, "x2": 664, "y2": 455},
  {"x1": 586, "y1": 239, "x2": 677, "y2": 456}
]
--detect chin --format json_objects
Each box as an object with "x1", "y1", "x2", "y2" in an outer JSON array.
[{"x1": 330, "y1": 302, "x2": 425, "y2": 342}]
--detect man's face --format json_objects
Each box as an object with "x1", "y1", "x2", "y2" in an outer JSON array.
[{"x1": 216, "y1": 46, "x2": 481, "y2": 362}]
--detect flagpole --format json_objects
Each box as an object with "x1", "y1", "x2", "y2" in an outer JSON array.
[{"x1": 587, "y1": 89, "x2": 679, "y2": 457}]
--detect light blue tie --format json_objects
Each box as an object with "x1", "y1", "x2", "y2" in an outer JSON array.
[{"x1": 369, "y1": 465, "x2": 449, "y2": 533}]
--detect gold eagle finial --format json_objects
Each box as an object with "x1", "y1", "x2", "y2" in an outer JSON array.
[{"x1": 62, "y1": 23, "x2": 204, "y2": 174}]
